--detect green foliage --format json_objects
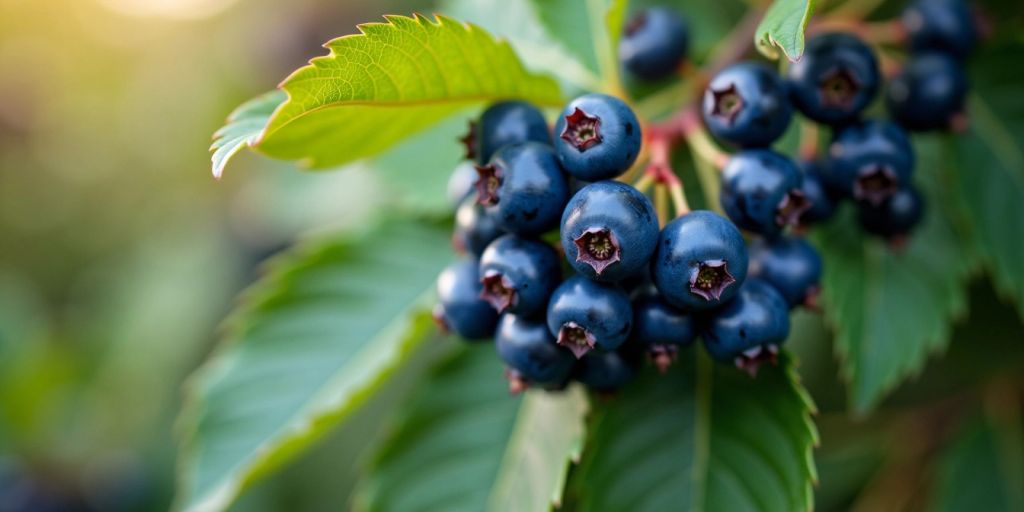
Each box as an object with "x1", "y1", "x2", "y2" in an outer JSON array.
[
  {"x1": 175, "y1": 220, "x2": 451, "y2": 512},
  {"x1": 210, "y1": 90, "x2": 286, "y2": 179},
  {"x1": 755, "y1": 0, "x2": 815, "y2": 61},
  {"x1": 572, "y1": 352, "x2": 817, "y2": 511},
  {"x1": 354, "y1": 345, "x2": 589, "y2": 512}
]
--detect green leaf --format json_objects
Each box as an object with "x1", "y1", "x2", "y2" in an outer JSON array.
[
  {"x1": 174, "y1": 220, "x2": 452, "y2": 512},
  {"x1": 254, "y1": 14, "x2": 561, "y2": 170},
  {"x1": 354, "y1": 345, "x2": 589, "y2": 512},
  {"x1": 816, "y1": 138, "x2": 975, "y2": 414},
  {"x1": 209, "y1": 90, "x2": 285, "y2": 179},
  {"x1": 931, "y1": 409, "x2": 1024, "y2": 512},
  {"x1": 572, "y1": 352, "x2": 818, "y2": 511},
  {"x1": 755, "y1": 0, "x2": 815, "y2": 61}
]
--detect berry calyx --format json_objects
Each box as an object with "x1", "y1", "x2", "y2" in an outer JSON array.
[
  {"x1": 554, "y1": 94, "x2": 642, "y2": 181},
  {"x1": 709, "y1": 84, "x2": 744, "y2": 123},
  {"x1": 479, "y1": 234, "x2": 561, "y2": 317},
  {"x1": 474, "y1": 164, "x2": 502, "y2": 206},
  {"x1": 702, "y1": 279, "x2": 790, "y2": 376},
  {"x1": 556, "y1": 321, "x2": 598, "y2": 359},
  {"x1": 818, "y1": 66, "x2": 860, "y2": 109},
  {"x1": 573, "y1": 227, "x2": 621, "y2": 275},
  {"x1": 480, "y1": 142, "x2": 570, "y2": 236},
  {"x1": 702, "y1": 62, "x2": 792, "y2": 148},
  {"x1": 720, "y1": 149, "x2": 806, "y2": 236},
  {"x1": 853, "y1": 165, "x2": 899, "y2": 205},
  {"x1": 459, "y1": 121, "x2": 478, "y2": 161},
  {"x1": 689, "y1": 260, "x2": 736, "y2": 301},
  {"x1": 495, "y1": 313, "x2": 575, "y2": 391},
  {"x1": 479, "y1": 270, "x2": 517, "y2": 313},
  {"x1": 775, "y1": 189, "x2": 811, "y2": 227},
  {"x1": 786, "y1": 32, "x2": 880, "y2": 126},
  {"x1": 547, "y1": 276, "x2": 633, "y2": 356},
  {"x1": 560, "y1": 107, "x2": 603, "y2": 151}
]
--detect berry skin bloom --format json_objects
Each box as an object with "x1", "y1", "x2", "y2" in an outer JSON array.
[
  {"x1": 828, "y1": 120, "x2": 915, "y2": 206},
  {"x1": 475, "y1": 142, "x2": 569, "y2": 236},
  {"x1": 720, "y1": 149, "x2": 809, "y2": 237},
  {"x1": 434, "y1": 258, "x2": 499, "y2": 341},
  {"x1": 453, "y1": 197, "x2": 504, "y2": 257},
  {"x1": 478, "y1": 234, "x2": 561, "y2": 317},
  {"x1": 702, "y1": 62, "x2": 793, "y2": 148},
  {"x1": 469, "y1": 101, "x2": 551, "y2": 164},
  {"x1": 560, "y1": 181, "x2": 659, "y2": 283},
  {"x1": 495, "y1": 313, "x2": 576, "y2": 393},
  {"x1": 796, "y1": 159, "x2": 840, "y2": 226},
  {"x1": 749, "y1": 236, "x2": 823, "y2": 309},
  {"x1": 702, "y1": 279, "x2": 790, "y2": 376},
  {"x1": 652, "y1": 210, "x2": 749, "y2": 311},
  {"x1": 554, "y1": 94, "x2": 642, "y2": 181},
  {"x1": 619, "y1": 7, "x2": 689, "y2": 82},
  {"x1": 857, "y1": 185, "x2": 926, "y2": 240},
  {"x1": 546, "y1": 276, "x2": 633, "y2": 358},
  {"x1": 886, "y1": 52, "x2": 968, "y2": 132},
  {"x1": 786, "y1": 32, "x2": 880, "y2": 126},
  {"x1": 902, "y1": 0, "x2": 977, "y2": 60},
  {"x1": 631, "y1": 294, "x2": 697, "y2": 372}
]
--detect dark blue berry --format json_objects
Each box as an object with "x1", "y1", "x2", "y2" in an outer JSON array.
[
  {"x1": 786, "y1": 32, "x2": 880, "y2": 126},
  {"x1": 702, "y1": 62, "x2": 793, "y2": 148},
  {"x1": 828, "y1": 119, "x2": 915, "y2": 205},
  {"x1": 447, "y1": 162, "x2": 479, "y2": 207},
  {"x1": 619, "y1": 7, "x2": 689, "y2": 81},
  {"x1": 453, "y1": 197, "x2": 504, "y2": 257},
  {"x1": 546, "y1": 276, "x2": 632, "y2": 358},
  {"x1": 720, "y1": 149, "x2": 809, "y2": 237},
  {"x1": 886, "y1": 52, "x2": 968, "y2": 132},
  {"x1": 858, "y1": 185, "x2": 926, "y2": 239},
  {"x1": 902, "y1": 0, "x2": 977, "y2": 60},
  {"x1": 434, "y1": 258, "x2": 499, "y2": 340},
  {"x1": 702, "y1": 279, "x2": 790, "y2": 376},
  {"x1": 749, "y1": 237, "x2": 823, "y2": 309},
  {"x1": 478, "y1": 234, "x2": 561, "y2": 317},
  {"x1": 469, "y1": 101, "x2": 550, "y2": 164},
  {"x1": 554, "y1": 94, "x2": 642, "y2": 181},
  {"x1": 652, "y1": 210, "x2": 749, "y2": 311},
  {"x1": 573, "y1": 348, "x2": 639, "y2": 393},
  {"x1": 560, "y1": 181, "x2": 659, "y2": 282},
  {"x1": 476, "y1": 142, "x2": 569, "y2": 236},
  {"x1": 632, "y1": 295, "x2": 697, "y2": 371},
  {"x1": 495, "y1": 313, "x2": 576, "y2": 392},
  {"x1": 796, "y1": 159, "x2": 839, "y2": 225}
]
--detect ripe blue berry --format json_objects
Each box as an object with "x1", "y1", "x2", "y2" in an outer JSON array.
[
  {"x1": 573, "y1": 347, "x2": 640, "y2": 393},
  {"x1": 703, "y1": 62, "x2": 793, "y2": 148},
  {"x1": 749, "y1": 237, "x2": 823, "y2": 309},
  {"x1": 828, "y1": 120, "x2": 915, "y2": 205},
  {"x1": 447, "y1": 161, "x2": 479, "y2": 207},
  {"x1": 702, "y1": 279, "x2": 790, "y2": 376},
  {"x1": 902, "y1": 0, "x2": 977, "y2": 60},
  {"x1": 796, "y1": 159, "x2": 839, "y2": 226},
  {"x1": 466, "y1": 101, "x2": 550, "y2": 164},
  {"x1": 495, "y1": 313, "x2": 576, "y2": 392},
  {"x1": 619, "y1": 7, "x2": 689, "y2": 81},
  {"x1": 858, "y1": 185, "x2": 926, "y2": 240},
  {"x1": 479, "y1": 234, "x2": 561, "y2": 317},
  {"x1": 547, "y1": 276, "x2": 633, "y2": 358},
  {"x1": 453, "y1": 197, "x2": 504, "y2": 257},
  {"x1": 476, "y1": 142, "x2": 569, "y2": 236},
  {"x1": 632, "y1": 295, "x2": 697, "y2": 371},
  {"x1": 886, "y1": 52, "x2": 968, "y2": 132},
  {"x1": 720, "y1": 149, "x2": 809, "y2": 236},
  {"x1": 434, "y1": 258, "x2": 499, "y2": 340},
  {"x1": 652, "y1": 210, "x2": 749, "y2": 311},
  {"x1": 554, "y1": 94, "x2": 642, "y2": 181},
  {"x1": 560, "y1": 181, "x2": 659, "y2": 282},
  {"x1": 786, "y1": 32, "x2": 880, "y2": 126}
]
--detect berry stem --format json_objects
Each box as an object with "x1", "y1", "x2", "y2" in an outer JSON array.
[
  {"x1": 678, "y1": 107, "x2": 730, "y2": 170},
  {"x1": 809, "y1": 18, "x2": 907, "y2": 45},
  {"x1": 669, "y1": 182, "x2": 690, "y2": 217},
  {"x1": 654, "y1": 184, "x2": 669, "y2": 227},
  {"x1": 633, "y1": 171, "x2": 655, "y2": 194}
]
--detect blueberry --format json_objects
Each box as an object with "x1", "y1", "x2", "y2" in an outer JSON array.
[
  {"x1": 720, "y1": 149, "x2": 809, "y2": 236},
  {"x1": 652, "y1": 210, "x2": 749, "y2": 311},
  {"x1": 796, "y1": 159, "x2": 840, "y2": 225},
  {"x1": 573, "y1": 347, "x2": 640, "y2": 393},
  {"x1": 858, "y1": 185, "x2": 926, "y2": 239},
  {"x1": 478, "y1": 234, "x2": 560, "y2": 317},
  {"x1": 828, "y1": 119, "x2": 915, "y2": 205},
  {"x1": 446, "y1": 161, "x2": 479, "y2": 207},
  {"x1": 702, "y1": 279, "x2": 790, "y2": 376},
  {"x1": 467, "y1": 101, "x2": 550, "y2": 164},
  {"x1": 749, "y1": 237, "x2": 823, "y2": 309},
  {"x1": 554, "y1": 94, "x2": 642, "y2": 181},
  {"x1": 547, "y1": 276, "x2": 633, "y2": 358},
  {"x1": 476, "y1": 142, "x2": 570, "y2": 236},
  {"x1": 632, "y1": 295, "x2": 697, "y2": 371},
  {"x1": 702, "y1": 62, "x2": 793, "y2": 148},
  {"x1": 495, "y1": 313, "x2": 576, "y2": 392},
  {"x1": 560, "y1": 181, "x2": 659, "y2": 282},
  {"x1": 434, "y1": 258, "x2": 499, "y2": 340},
  {"x1": 453, "y1": 196, "x2": 504, "y2": 257},
  {"x1": 886, "y1": 52, "x2": 968, "y2": 132},
  {"x1": 786, "y1": 32, "x2": 880, "y2": 126},
  {"x1": 619, "y1": 7, "x2": 689, "y2": 81},
  {"x1": 902, "y1": 0, "x2": 977, "y2": 60}
]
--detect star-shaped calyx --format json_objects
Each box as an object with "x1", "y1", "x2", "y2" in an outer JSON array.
[
  {"x1": 557, "y1": 321, "x2": 596, "y2": 359},
  {"x1": 459, "y1": 120, "x2": 478, "y2": 160},
  {"x1": 689, "y1": 260, "x2": 736, "y2": 301},
  {"x1": 474, "y1": 164, "x2": 502, "y2": 206},
  {"x1": 775, "y1": 189, "x2": 811, "y2": 227},
  {"x1": 560, "y1": 107, "x2": 602, "y2": 152},
  {"x1": 648, "y1": 344, "x2": 678, "y2": 373},
  {"x1": 818, "y1": 66, "x2": 860, "y2": 109},
  {"x1": 734, "y1": 343, "x2": 779, "y2": 377},
  {"x1": 853, "y1": 165, "x2": 898, "y2": 205},
  {"x1": 709, "y1": 83, "x2": 745, "y2": 124},
  {"x1": 573, "y1": 227, "x2": 621, "y2": 275},
  {"x1": 479, "y1": 270, "x2": 517, "y2": 313}
]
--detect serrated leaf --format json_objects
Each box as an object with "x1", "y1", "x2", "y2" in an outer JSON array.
[
  {"x1": 253, "y1": 14, "x2": 561, "y2": 170},
  {"x1": 931, "y1": 409, "x2": 1024, "y2": 512},
  {"x1": 209, "y1": 90, "x2": 286, "y2": 179},
  {"x1": 354, "y1": 345, "x2": 589, "y2": 512},
  {"x1": 755, "y1": 0, "x2": 815, "y2": 61},
  {"x1": 816, "y1": 138, "x2": 974, "y2": 414},
  {"x1": 572, "y1": 352, "x2": 817, "y2": 511},
  {"x1": 174, "y1": 220, "x2": 452, "y2": 512}
]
